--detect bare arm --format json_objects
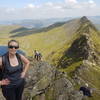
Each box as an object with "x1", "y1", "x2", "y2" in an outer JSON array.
[
  {"x1": 20, "y1": 54, "x2": 30, "y2": 78},
  {"x1": 0, "y1": 57, "x2": 2, "y2": 69}
]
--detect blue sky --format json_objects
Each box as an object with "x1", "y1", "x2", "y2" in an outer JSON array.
[
  {"x1": 0, "y1": 0, "x2": 99, "y2": 7},
  {"x1": 0, "y1": 0, "x2": 99, "y2": 20},
  {"x1": 0, "y1": 0, "x2": 64, "y2": 7}
]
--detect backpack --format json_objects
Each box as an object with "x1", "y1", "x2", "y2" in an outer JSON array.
[
  {"x1": 0, "y1": 52, "x2": 23, "y2": 81},
  {"x1": 0, "y1": 69, "x2": 3, "y2": 80},
  {"x1": 0, "y1": 55, "x2": 5, "y2": 80}
]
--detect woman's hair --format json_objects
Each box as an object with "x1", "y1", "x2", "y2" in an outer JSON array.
[{"x1": 8, "y1": 40, "x2": 19, "y2": 46}]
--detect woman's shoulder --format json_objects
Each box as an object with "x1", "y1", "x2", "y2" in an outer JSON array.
[
  {"x1": 18, "y1": 54, "x2": 30, "y2": 64},
  {"x1": 17, "y1": 53, "x2": 26, "y2": 61},
  {"x1": 0, "y1": 56, "x2": 2, "y2": 67},
  {"x1": 0, "y1": 56, "x2": 2, "y2": 60},
  {"x1": 17, "y1": 53, "x2": 24, "y2": 58}
]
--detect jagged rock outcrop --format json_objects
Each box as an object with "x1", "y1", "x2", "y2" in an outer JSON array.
[
  {"x1": 67, "y1": 33, "x2": 91, "y2": 60},
  {"x1": 67, "y1": 33, "x2": 100, "y2": 63},
  {"x1": 53, "y1": 17, "x2": 100, "y2": 100},
  {"x1": 77, "y1": 16, "x2": 98, "y2": 34},
  {"x1": 0, "y1": 57, "x2": 83, "y2": 100},
  {"x1": 23, "y1": 60, "x2": 83, "y2": 100},
  {"x1": 58, "y1": 31, "x2": 100, "y2": 86},
  {"x1": 58, "y1": 16, "x2": 100, "y2": 68}
]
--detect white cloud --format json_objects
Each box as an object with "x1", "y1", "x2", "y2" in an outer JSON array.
[
  {"x1": 0, "y1": 0, "x2": 99, "y2": 21},
  {"x1": 6, "y1": 8, "x2": 15, "y2": 13},
  {"x1": 65, "y1": 0, "x2": 78, "y2": 4},
  {"x1": 25, "y1": 4, "x2": 35, "y2": 8},
  {"x1": 64, "y1": 0, "x2": 96, "y2": 9},
  {"x1": 88, "y1": 0, "x2": 96, "y2": 7},
  {"x1": 89, "y1": 0, "x2": 94, "y2": 4},
  {"x1": 45, "y1": 2, "x2": 53, "y2": 6}
]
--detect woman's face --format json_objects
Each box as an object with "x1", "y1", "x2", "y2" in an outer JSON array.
[{"x1": 8, "y1": 41, "x2": 19, "y2": 55}]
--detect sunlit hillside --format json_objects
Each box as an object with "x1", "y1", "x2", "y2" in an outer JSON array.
[
  {"x1": 0, "y1": 17, "x2": 100, "y2": 62},
  {"x1": 0, "y1": 25, "x2": 23, "y2": 44},
  {"x1": 0, "y1": 17, "x2": 99, "y2": 62},
  {"x1": 0, "y1": 16, "x2": 100, "y2": 100},
  {"x1": 0, "y1": 18, "x2": 81, "y2": 58}
]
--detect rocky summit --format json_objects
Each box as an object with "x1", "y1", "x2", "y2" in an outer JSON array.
[{"x1": 23, "y1": 60, "x2": 83, "y2": 100}]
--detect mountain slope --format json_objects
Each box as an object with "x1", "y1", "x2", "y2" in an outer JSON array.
[
  {"x1": 0, "y1": 16, "x2": 99, "y2": 59},
  {"x1": 10, "y1": 22, "x2": 66, "y2": 37},
  {"x1": 0, "y1": 16, "x2": 100, "y2": 100},
  {"x1": 52, "y1": 17, "x2": 100, "y2": 100},
  {"x1": 9, "y1": 17, "x2": 89, "y2": 57},
  {"x1": 20, "y1": 16, "x2": 100, "y2": 100},
  {"x1": 10, "y1": 17, "x2": 85, "y2": 37}
]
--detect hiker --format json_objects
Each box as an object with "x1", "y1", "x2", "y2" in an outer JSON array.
[
  {"x1": 34, "y1": 50, "x2": 42, "y2": 61},
  {"x1": 38, "y1": 52, "x2": 42, "y2": 60},
  {"x1": 80, "y1": 83, "x2": 92, "y2": 97},
  {"x1": 34, "y1": 50, "x2": 39, "y2": 60},
  {"x1": 0, "y1": 39, "x2": 30, "y2": 100}
]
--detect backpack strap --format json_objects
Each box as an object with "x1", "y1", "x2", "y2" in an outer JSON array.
[
  {"x1": 2, "y1": 52, "x2": 9, "y2": 69},
  {"x1": 2, "y1": 55, "x2": 6, "y2": 70}
]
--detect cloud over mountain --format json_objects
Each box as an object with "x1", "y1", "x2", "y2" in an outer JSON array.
[{"x1": 0, "y1": 0, "x2": 99, "y2": 20}]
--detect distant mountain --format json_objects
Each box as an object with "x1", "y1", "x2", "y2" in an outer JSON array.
[
  {"x1": 7, "y1": 16, "x2": 99, "y2": 59},
  {"x1": 0, "y1": 16, "x2": 99, "y2": 30},
  {"x1": 0, "y1": 17, "x2": 71, "y2": 29},
  {"x1": 88, "y1": 16, "x2": 100, "y2": 30},
  {"x1": 10, "y1": 27, "x2": 29, "y2": 33},
  {"x1": 95, "y1": 24, "x2": 100, "y2": 30},
  {"x1": 10, "y1": 22, "x2": 66, "y2": 37},
  {"x1": 47, "y1": 16, "x2": 100, "y2": 100},
  {"x1": 10, "y1": 16, "x2": 100, "y2": 38},
  {"x1": 88, "y1": 16, "x2": 100, "y2": 24}
]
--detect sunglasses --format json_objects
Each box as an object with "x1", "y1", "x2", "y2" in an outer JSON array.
[{"x1": 8, "y1": 45, "x2": 19, "y2": 49}]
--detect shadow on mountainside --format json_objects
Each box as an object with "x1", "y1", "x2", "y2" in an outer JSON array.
[{"x1": 10, "y1": 22, "x2": 66, "y2": 37}]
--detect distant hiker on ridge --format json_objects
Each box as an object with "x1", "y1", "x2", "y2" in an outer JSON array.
[{"x1": 34, "y1": 50, "x2": 42, "y2": 61}]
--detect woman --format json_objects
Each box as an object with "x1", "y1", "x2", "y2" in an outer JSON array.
[{"x1": 0, "y1": 40, "x2": 30, "y2": 100}]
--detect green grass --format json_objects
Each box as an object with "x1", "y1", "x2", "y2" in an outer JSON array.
[
  {"x1": 0, "y1": 22, "x2": 79, "y2": 60},
  {"x1": 58, "y1": 61, "x2": 82, "y2": 77},
  {"x1": 90, "y1": 29, "x2": 100, "y2": 52},
  {"x1": 78, "y1": 65, "x2": 100, "y2": 89},
  {"x1": 0, "y1": 18, "x2": 100, "y2": 100},
  {"x1": 78, "y1": 65, "x2": 100, "y2": 100}
]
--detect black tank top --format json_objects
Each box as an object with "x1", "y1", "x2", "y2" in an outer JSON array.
[{"x1": 2, "y1": 52, "x2": 24, "y2": 88}]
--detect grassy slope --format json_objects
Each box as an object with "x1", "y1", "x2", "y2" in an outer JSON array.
[
  {"x1": 95, "y1": 24, "x2": 100, "y2": 30},
  {"x1": 0, "y1": 25, "x2": 22, "y2": 45},
  {"x1": 90, "y1": 29, "x2": 100, "y2": 52},
  {"x1": 0, "y1": 18, "x2": 100, "y2": 100},
  {"x1": 16, "y1": 26, "x2": 73, "y2": 58},
  {"x1": 57, "y1": 30, "x2": 100, "y2": 100},
  {"x1": 0, "y1": 19, "x2": 80, "y2": 59},
  {"x1": 0, "y1": 24, "x2": 72, "y2": 58}
]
